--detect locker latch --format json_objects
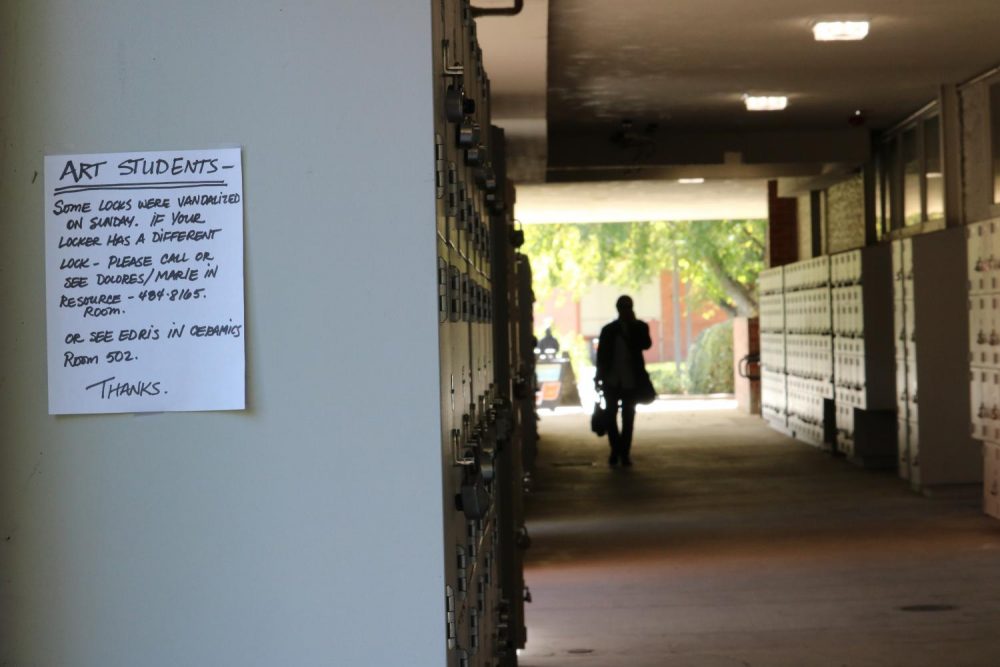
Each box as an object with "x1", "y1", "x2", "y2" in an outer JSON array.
[{"x1": 445, "y1": 585, "x2": 457, "y2": 650}]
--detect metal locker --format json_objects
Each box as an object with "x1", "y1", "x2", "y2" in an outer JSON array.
[
  {"x1": 892, "y1": 240, "x2": 904, "y2": 280},
  {"x1": 907, "y1": 418, "x2": 921, "y2": 487},
  {"x1": 906, "y1": 359, "x2": 919, "y2": 423},
  {"x1": 898, "y1": 419, "x2": 911, "y2": 480},
  {"x1": 896, "y1": 363, "x2": 910, "y2": 421},
  {"x1": 893, "y1": 302, "x2": 907, "y2": 360},
  {"x1": 984, "y1": 442, "x2": 1000, "y2": 519},
  {"x1": 986, "y1": 371, "x2": 1000, "y2": 440},
  {"x1": 903, "y1": 300, "x2": 917, "y2": 351},
  {"x1": 971, "y1": 369, "x2": 986, "y2": 439},
  {"x1": 967, "y1": 221, "x2": 988, "y2": 294},
  {"x1": 970, "y1": 296, "x2": 987, "y2": 365},
  {"x1": 901, "y1": 238, "x2": 914, "y2": 279}
]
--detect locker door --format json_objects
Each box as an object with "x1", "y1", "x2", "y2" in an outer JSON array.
[
  {"x1": 895, "y1": 362, "x2": 909, "y2": 420},
  {"x1": 988, "y1": 296, "x2": 1000, "y2": 369},
  {"x1": 971, "y1": 368, "x2": 986, "y2": 440},
  {"x1": 906, "y1": 359, "x2": 919, "y2": 424},
  {"x1": 984, "y1": 443, "x2": 1000, "y2": 519},
  {"x1": 893, "y1": 305, "x2": 905, "y2": 361},
  {"x1": 968, "y1": 221, "x2": 987, "y2": 294},
  {"x1": 987, "y1": 371, "x2": 1000, "y2": 442},
  {"x1": 908, "y1": 418, "x2": 921, "y2": 488},
  {"x1": 898, "y1": 419, "x2": 911, "y2": 481}
]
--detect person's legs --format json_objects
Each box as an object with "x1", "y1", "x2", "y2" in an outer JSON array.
[
  {"x1": 604, "y1": 389, "x2": 623, "y2": 464},
  {"x1": 619, "y1": 398, "x2": 637, "y2": 464}
]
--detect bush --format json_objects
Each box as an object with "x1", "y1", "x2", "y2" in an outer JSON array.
[
  {"x1": 687, "y1": 320, "x2": 734, "y2": 394},
  {"x1": 646, "y1": 362, "x2": 688, "y2": 395}
]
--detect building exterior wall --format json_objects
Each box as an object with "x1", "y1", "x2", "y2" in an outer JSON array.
[
  {"x1": 538, "y1": 272, "x2": 726, "y2": 364},
  {"x1": 660, "y1": 271, "x2": 729, "y2": 362},
  {"x1": 537, "y1": 291, "x2": 581, "y2": 341},
  {"x1": 580, "y1": 281, "x2": 662, "y2": 339}
]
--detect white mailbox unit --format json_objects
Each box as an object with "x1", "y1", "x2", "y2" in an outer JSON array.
[
  {"x1": 759, "y1": 266, "x2": 787, "y2": 428},
  {"x1": 966, "y1": 218, "x2": 1000, "y2": 518},
  {"x1": 830, "y1": 246, "x2": 895, "y2": 465},
  {"x1": 760, "y1": 257, "x2": 834, "y2": 447}
]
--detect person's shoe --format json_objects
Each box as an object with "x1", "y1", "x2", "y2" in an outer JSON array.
[
  {"x1": 621, "y1": 456, "x2": 632, "y2": 466},
  {"x1": 608, "y1": 454, "x2": 618, "y2": 466}
]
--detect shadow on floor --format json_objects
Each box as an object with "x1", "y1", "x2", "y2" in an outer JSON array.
[{"x1": 518, "y1": 407, "x2": 1000, "y2": 667}]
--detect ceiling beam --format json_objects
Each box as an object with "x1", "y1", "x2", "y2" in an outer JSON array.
[{"x1": 548, "y1": 127, "x2": 872, "y2": 175}]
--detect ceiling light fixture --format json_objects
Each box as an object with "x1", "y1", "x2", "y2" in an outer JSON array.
[
  {"x1": 743, "y1": 95, "x2": 788, "y2": 112},
  {"x1": 678, "y1": 178, "x2": 705, "y2": 185},
  {"x1": 813, "y1": 20, "x2": 870, "y2": 41}
]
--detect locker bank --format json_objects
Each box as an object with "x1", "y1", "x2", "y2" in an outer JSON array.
[{"x1": 3, "y1": 1, "x2": 1000, "y2": 665}]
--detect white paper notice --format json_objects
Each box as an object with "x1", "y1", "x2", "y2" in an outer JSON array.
[{"x1": 44, "y1": 148, "x2": 246, "y2": 415}]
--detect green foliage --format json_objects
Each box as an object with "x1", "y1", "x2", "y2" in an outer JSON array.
[
  {"x1": 522, "y1": 220, "x2": 765, "y2": 316},
  {"x1": 559, "y1": 331, "x2": 596, "y2": 384},
  {"x1": 687, "y1": 320, "x2": 734, "y2": 394},
  {"x1": 646, "y1": 362, "x2": 689, "y2": 395}
]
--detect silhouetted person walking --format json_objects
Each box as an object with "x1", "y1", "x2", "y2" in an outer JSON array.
[{"x1": 595, "y1": 295, "x2": 652, "y2": 466}]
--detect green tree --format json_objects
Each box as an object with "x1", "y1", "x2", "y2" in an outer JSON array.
[{"x1": 523, "y1": 220, "x2": 765, "y2": 317}]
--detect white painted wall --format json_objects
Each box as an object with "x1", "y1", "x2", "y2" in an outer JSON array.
[{"x1": 0, "y1": 2, "x2": 446, "y2": 665}]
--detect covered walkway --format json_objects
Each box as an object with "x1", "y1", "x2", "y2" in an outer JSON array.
[{"x1": 519, "y1": 403, "x2": 1000, "y2": 666}]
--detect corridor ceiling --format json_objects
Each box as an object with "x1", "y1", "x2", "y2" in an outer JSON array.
[
  {"x1": 546, "y1": 0, "x2": 1000, "y2": 132},
  {"x1": 476, "y1": 0, "x2": 1000, "y2": 219}
]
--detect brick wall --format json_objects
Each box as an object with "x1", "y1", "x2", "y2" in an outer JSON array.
[{"x1": 767, "y1": 180, "x2": 798, "y2": 267}]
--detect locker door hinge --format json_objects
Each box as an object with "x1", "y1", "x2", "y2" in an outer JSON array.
[
  {"x1": 456, "y1": 545, "x2": 468, "y2": 598},
  {"x1": 438, "y1": 257, "x2": 449, "y2": 323}
]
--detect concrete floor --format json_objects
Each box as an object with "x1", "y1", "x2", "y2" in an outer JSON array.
[{"x1": 518, "y1": 403, "x2": 1000, "y2": 667}]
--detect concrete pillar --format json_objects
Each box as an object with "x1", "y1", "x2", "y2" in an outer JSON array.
[
  {"x1": 0, "y1": 2, "x2": 447, "y2": 665},
  {"x1": 732, "y1": 317, "x2": 761, "y2": 415}
]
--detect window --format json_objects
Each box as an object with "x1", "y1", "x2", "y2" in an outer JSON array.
[
  {"x1": 878, "y1": 107, "x2": 943, "y2": 230},
  {"x1": 902, "y1": 126, "x2": 921, "y2": 226},
  {"x1": 924, "y1": 116, "x2": 944, "y2": 221},
  {"x1": 885, "y1": 137, "x2": 896, "y2": 230},
  {"x1": 875, "y1": 152, "x2": 888, "y2": 239}
]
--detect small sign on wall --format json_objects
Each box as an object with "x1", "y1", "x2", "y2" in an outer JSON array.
[{"x1": 44, "y1": 148, "x2": 246, "y2": 415}]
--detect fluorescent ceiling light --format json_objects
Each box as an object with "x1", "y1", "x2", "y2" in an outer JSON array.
[
  {"x1": 926, "y1": 172, "x2": 943, "y2": 179},
  {"x1": 743, "y1": 95, "x2": 788, "y2": 112},
  {"x1": 813, "y1": 21, "x2": 869, "y2": 41},
  {"x1": 678, "y1": 178, "x2": 705, "y2": 185}
]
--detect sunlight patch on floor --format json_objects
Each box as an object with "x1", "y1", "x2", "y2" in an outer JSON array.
[{"x1": 540, "y1": 396, "x2": 737, "y2": 418}]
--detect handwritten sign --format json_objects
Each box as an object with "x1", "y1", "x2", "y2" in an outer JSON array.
[{"x1": 44, "y1": 148, "x2": 246, "y2": 414}]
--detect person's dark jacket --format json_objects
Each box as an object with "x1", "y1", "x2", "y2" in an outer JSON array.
[{"x1": 595, "y1": 319, "x2": 652, "y2": 385}]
